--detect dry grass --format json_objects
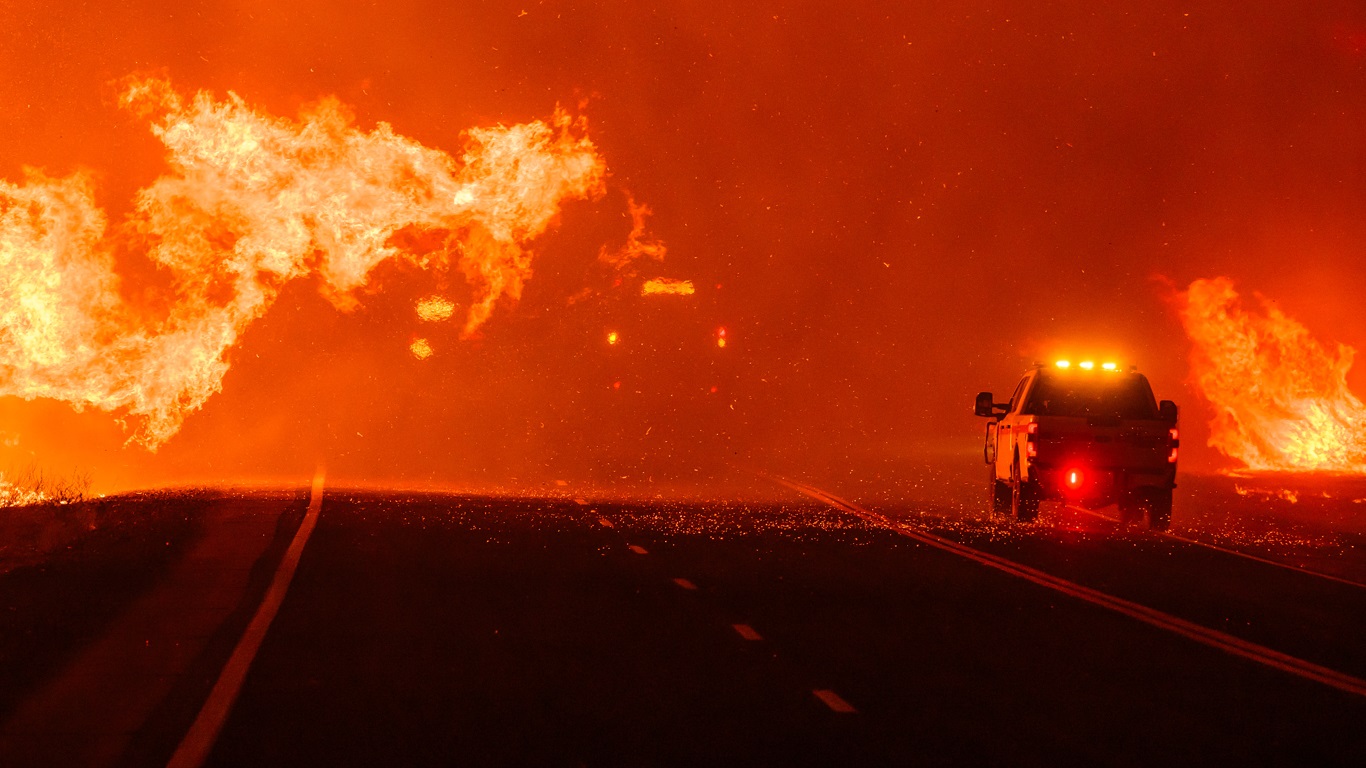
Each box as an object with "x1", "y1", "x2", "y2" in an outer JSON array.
[{"x1": 0, "y1": 463, "x2": 93, "y2": 509}]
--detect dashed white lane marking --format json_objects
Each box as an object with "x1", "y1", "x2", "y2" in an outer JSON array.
[
  {"x1": 1064, "y1": 505, "x2": 1366, "y2": 590},
  {"x1": 167, "y1": 467, "x2": 327, "y2": 768},
  {"x1": 673, "y1": 578, "x2": 698, "y2": 590},
  {"x1": 812, "y1": 689, "x2": 857, "y2": 713},
  {"x1": 777, "y1": 476, "x2": 1366, "y2": 700},
  {"x1": 732, "y1": 623, "x2": 763, "y2": 641},
  {"x1": 597, "y1": 517, "x2": 614, "y2": 528},
  {"x1": 629, "y1": 544, "x2": 648, "y2": 555}
]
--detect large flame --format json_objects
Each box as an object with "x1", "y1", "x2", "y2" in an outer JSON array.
[
  {"x1": 1179, "y1": 277, "x2": 1366, "y2": 473},
  {"x1": 0, "y1": 77, "x2": 608, "y2": 449}
]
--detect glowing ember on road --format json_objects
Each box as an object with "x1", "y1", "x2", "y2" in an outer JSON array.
[
  {"x1": 415, "y1": 296, "x2": 456, "y2": 322},
  {"x1": 641, "y1": 278, "x2": 694, "y2": 296},
  {"x1": 1179, "y1": 277, "x2": 1366, "y2": 473},
  {"x1": 0, "y1": 76, "x2": 610, "y2": 448}
]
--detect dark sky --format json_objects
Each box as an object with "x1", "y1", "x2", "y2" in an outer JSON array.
[{"x1": 2, "y1": 1, "x2": 1365, "y2": 492}]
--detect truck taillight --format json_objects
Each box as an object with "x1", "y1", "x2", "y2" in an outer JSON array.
[
  {"x1": 1169, "y1": 427, "x2": 1179, "y2": 442},
  {"x1": 1025, "y1": 422, "x2": 1038, "y2": 457},
  {"x1": 1168, "y1": 447, "x2": 1178, "y2": 463},
  {"x1": 1027, "y1": 442, "x2": 1037, "y2": 458},
  {"x1": 1065, "y1": 469, "x2": 1084, "y2": 489},
  {"x1": 1026, "y1": 423, "x2": 1039, "y2": 435}
]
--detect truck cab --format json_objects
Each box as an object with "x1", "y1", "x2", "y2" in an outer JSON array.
[{"x1": 975, "y1": 362, "x2": 1179, "y2": 529}]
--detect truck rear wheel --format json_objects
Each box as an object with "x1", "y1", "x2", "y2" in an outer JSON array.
[
  {"x1": 1141, "y1": 488, "x2": 1173, "y2": 531},
  {"x1": 1010, "y1": 459, "x2": 1040, "y2": 523},
  {"x1": 988, "y1": 467, "x2": 1011, "y2": 517},
  {"x1": 1117, "y1": 492, "x2": 1142, "y2": 525}
]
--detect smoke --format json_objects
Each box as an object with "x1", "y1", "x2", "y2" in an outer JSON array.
[
  {"x1": 0, "y1": 76, "x2": 608, "y2": 449},
  {"x1": 1179, "y1": 277, "x2": 1366, "y2": 473}
]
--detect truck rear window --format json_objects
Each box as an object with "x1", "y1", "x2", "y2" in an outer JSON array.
[{"x1": 1023, "y1": 374, "x2": 1159, "y2": 419}]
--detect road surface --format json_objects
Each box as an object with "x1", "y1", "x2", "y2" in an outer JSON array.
[{"x1": 1, "y1": 475, "x2": 1363, "y2": 766}]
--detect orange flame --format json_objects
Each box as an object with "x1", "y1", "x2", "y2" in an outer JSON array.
[
  {"x1": 0, "y1": 76, "x2": 607, "y2": 449},
  {"x1": 409, "y1": 339, "x2": 434, "y2": 360},
  {"x1": 599, "y1": 192, "x2": 667, "y2": 271},
  {"x1": 415, "y1": 296, "x2": 456, "y2": 322},
  {"x1": 1178, "y1": 277, "x2": 1366, "y2": 473}
]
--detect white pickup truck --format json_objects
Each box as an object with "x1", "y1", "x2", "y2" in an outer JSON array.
[{"x1": 975, "y1": 362, "x2": 1179, "y2": 529}]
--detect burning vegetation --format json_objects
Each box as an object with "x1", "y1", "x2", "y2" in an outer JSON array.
[
  {"x1": 1179, "y1": 277, "x2": 1366, "y2": 474},
  {"x1": 0, "y1": 464, "x2": 91, "y2": 508},
  {"x1": 0, "y1": 76, "x2": 642, "y2": 450}
]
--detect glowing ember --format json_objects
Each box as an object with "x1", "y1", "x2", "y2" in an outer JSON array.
[
  {"x1": 1179, "y1": 277, "x2": 1366, "y2": 473},
  {"x1": 0, "y1": 76, "x2": 609, "y2": 448},
  {"x1": 641, "y1": 278, "x2": 695, "y2": 296},
  {"x1": 410, "y1": 339, "x2": 434, "y2": 360},
  {"x1": 416, "y1": 296, "x2": 456, "y2": 322}
]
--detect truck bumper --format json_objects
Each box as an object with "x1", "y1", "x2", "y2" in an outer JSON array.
[{"x1": 1031, "y1": 463, "x2": 1175, "y2": 504}]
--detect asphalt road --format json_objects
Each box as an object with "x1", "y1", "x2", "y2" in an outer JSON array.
[{"x1": 2, "y1": 479, "x2": 1364, "y2": 766}]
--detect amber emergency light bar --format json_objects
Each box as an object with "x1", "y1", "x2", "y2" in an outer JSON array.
[{"x1": 1053, "y1": 360, "x2": 1126, "y2": 371}]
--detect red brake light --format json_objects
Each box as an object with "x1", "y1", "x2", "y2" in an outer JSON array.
[
  {"x1": 1169, "y1": 428, "x2": 1179, "y2": 442},
  {"x1": 1027, "y1": 442, "x2": 1037, "y2": 458},
  {"x1": 1026, "y1": 423, "x2": 1039, "y2": 435},
  {"x1": 1065, "y1": 469, "x2": 1084, "y2": 489},
  {"x1": 1168, "y1": 447, "x2": 1178, "y2": 463}
]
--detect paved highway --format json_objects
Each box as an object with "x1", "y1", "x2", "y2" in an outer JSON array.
[{"x1": 1, "y1": 474, "x2": 1363, "y2": 766}]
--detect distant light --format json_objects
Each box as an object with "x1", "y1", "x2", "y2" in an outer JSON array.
[
  {"x1": 1079, "y1": 361, "x2": 1095, "y2": 370},
  {"x1": 1065, "y1": 469, "x2": 1084, "y2": 489},
  {"x1": 1102, "y1": 362, "x2": 1117, "y2": 371},
  {"x1": 607, "y1": 331, "x2": 619, "y2": 345},
  {"x1": 1055, "y1": 360, "x2": 1071, "y2": 369},
  {"x1": 410, "y1": 338, "x2": 433, "y2": 360},
  {"x1": 717, "y1": 327, "x2": 727, "y2": 348}
]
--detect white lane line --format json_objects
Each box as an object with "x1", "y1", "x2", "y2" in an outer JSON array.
[
  {"x1": 167, "y1": 468, "x2": 327, "y2": 768},
  {"x1": 1064, "y1": 505, "x2": 1366, "y2": 590},
  {"x1": 777, "y1": 476, "x2": 1366, "y2": 700},
  {"x1": 812, "y1": 689, "x2": 857, "y2": 713},
  {"x1": 732, "y1": 623, "x2": 763, "y2": 641},
  {"x1": 673, "y1": 577, "x2": 698, "y2": 590},
  {"x1": 628, "y1": 544, "x2": 648, "y2": 555}
]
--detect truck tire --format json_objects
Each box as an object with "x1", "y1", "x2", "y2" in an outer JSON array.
[
  {"x1": 1117, "y1": 491, "x2": 1142, "y2": 525},
  {"x1": 1143, "y1": 488, "x2": 1173, "y2": 531},
  {"x1": 1010, "y1": 458, "x2": 1040, "y2": 523},
  {"x1": 988, "y1": 467, "x2": 1011, "y2": 517}
]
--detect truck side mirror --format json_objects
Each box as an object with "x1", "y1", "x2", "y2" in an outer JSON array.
[
  {"x1": 1159, "y1": 400, "x2": 1178, "y2": 423},
  {"x1": 975, "y1": 392, "x2": 996, "y2": 418}
]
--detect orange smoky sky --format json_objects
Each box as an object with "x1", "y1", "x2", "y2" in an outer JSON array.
[{"x1": 3, "y1": 1, "x2": 1366, "y2": 493}]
